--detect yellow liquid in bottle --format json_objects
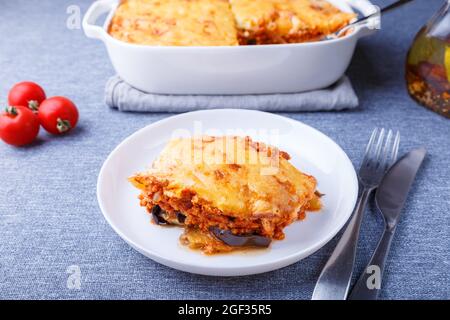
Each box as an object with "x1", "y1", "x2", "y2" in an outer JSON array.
[{"x1": 406, "y1": 27, "x2": 450, "y2": 118}]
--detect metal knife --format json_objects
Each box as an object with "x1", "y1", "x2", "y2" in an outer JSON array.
[{"x1": 348, "y1": 147, "x2": 427, "y2": 300}]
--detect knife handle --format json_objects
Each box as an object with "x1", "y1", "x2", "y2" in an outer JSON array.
[
  {"x1": 311, "y1": 188, "x2": 373, "y2": 300},
  {"x1": 348, "y1": 226, "x2": 396, "y2": 300}
]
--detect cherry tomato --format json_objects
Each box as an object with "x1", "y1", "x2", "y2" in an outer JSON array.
[
  {"x1": 8, "y1": 81, "x2": 46, "y2": 113},
  {"x1": 38, "y1": 97, "x2": 79, "y2": 135},
  {"x1": 0, "y1": 106, "x2": 40, "y2": 146}
]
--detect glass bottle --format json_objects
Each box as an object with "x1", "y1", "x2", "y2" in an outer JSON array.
[{"x1": 406, "y1": 0, "x2": 450, "y2": 118}]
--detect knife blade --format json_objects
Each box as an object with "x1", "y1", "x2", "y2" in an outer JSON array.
[
  {"x1": 348, "y1": 147, "x2": 427, "y2": 300},
  {"x1": 376, "y1": 147, "x2": 427, "y2": 228}
]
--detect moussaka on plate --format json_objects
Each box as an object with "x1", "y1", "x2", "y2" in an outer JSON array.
[
  {"x1": 129, "y1": 136, "x2": 321, "y2": 254},
  {"x1": 108, "y1": 0, "x2": 355, "y2": 46}
]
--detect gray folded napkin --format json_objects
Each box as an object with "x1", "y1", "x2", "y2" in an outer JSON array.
[{"x1": 105, "y1": 75, "x2": 358, "y2": 112}]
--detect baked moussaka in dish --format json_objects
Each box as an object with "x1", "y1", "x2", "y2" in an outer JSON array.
[
  {"x1": 230, "y1": 0, "x2": 356, "y2": 44},
  {"x1": 108, "y1": 0, "x2": 355, "y2": 46},
  {"x1": 129, "y1": 136, "x2": 321, "y2": 254},
  {"x1": 108, "y1": 0, "x2": 239, "y2": 46}
]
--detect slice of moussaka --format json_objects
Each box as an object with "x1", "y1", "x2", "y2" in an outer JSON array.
[
  {"x1": 108, "y1": 0, "x2": 239, "y2": 46},
  {"x1": 230, "y1": 0, "x2": 356, "y2": 44},
  {"x1": 129, "y1": 136, "x2": 321, "y2": 254}
]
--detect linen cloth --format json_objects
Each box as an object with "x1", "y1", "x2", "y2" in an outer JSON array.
[
  {"x1": 0, "y1": 0, "x2": 449, "y2": 300},
  {"x1": 105, "y1": 75, "x2": 359, "y2": 112}
]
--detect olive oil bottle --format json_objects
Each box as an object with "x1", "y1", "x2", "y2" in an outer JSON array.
[{"x1": 406, "y1": 0, "x2": 450, "y2": 118}]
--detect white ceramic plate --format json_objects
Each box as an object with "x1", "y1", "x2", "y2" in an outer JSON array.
[{"x1": 97, "y1": 109, "x2": 358, "y2": 276}]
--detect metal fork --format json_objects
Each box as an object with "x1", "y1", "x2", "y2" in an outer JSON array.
[{"x1": 311, "y1": 128, "x2": 400, "y2": 300}]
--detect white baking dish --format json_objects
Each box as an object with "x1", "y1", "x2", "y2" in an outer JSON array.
[{"x1": 83, "y1": 0, "x2": 379, "y2": 95}]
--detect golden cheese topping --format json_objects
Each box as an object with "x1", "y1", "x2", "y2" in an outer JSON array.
[
  {"x1": 230, "y1": 0, "x2": 356, "y2": 44},
  {"x1": 108, "y1": 0, "x2": 239, "y2": 46},
  {"x1": 133, "y1": 136, "x2": 317, "y2": 220}
]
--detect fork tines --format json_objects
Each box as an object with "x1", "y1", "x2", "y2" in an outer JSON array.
[{"x1": 360, "y1": 128, "x2": 400, "y2": 186}]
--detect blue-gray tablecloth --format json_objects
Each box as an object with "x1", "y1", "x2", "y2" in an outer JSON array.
[{"x1": 0, "y1": 0, "x2": 449, "y2": 300}]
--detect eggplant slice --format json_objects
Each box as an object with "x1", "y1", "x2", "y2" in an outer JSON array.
[
  {"x1": 176, "y1": 212, "x2": 186, "y2": 224},
  {"x1": 209, "y1": 227, "x2": 271, "y2": 248},
  {"x1": 152, "y1": 205, "x2": 270, "y2": 248},
  {"x1": 151, "y1": 205, "x2": 168, "y2": 225},
  {"x1": 151, "y1": 205, "x2": 186, "y2": 226}
]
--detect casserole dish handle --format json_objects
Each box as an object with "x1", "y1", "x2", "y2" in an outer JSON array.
[{"x1": 82, "y1": 0, "x2": 117, "y2": 40}]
